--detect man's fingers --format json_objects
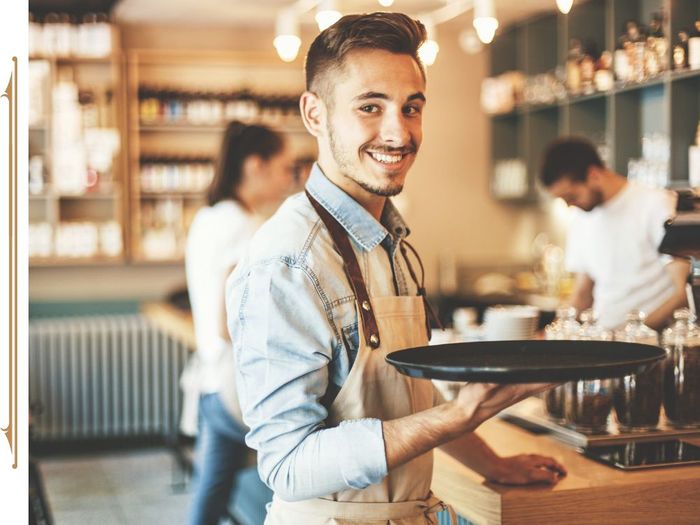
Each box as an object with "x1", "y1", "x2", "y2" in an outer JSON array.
[
  {"x1": 528, "y1": 466, "x2": 561, "y2": 484},
  {"x1": 528, "y1": 455, "x2": 568, "y2": 476}
]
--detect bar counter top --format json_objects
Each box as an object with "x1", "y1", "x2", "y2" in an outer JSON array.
[
  {"x1": 432, "y1": 418, "x2": 700, "y2": 525},
  {"x1": 142, "y1": 301, "x2": 700, "y2": 524}
]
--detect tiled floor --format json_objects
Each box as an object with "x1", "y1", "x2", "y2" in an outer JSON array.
[{"x1": 39, "y1": 448, "x2": 193, "y2": 525}]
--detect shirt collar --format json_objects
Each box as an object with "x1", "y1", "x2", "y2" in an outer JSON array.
[{"x1": 305, "y1": 163, "x2": 410, "y2": 251}]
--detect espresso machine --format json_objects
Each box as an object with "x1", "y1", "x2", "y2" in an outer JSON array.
[{"x1": 659, "y1": 188, "x2": 700, "y2": 314}]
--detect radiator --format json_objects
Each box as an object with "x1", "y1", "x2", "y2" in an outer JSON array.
[{"x1": 29, "y1": 314, "x2": 190, "y2": 441}]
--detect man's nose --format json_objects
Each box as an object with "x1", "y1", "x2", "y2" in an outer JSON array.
[{"x1": 379, "y1": 109, "x2": 410, "y2": 146}]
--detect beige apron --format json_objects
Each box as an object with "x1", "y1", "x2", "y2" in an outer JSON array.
[{"x1": 264, "y1": 193, "x2": 456, "y2": 525}]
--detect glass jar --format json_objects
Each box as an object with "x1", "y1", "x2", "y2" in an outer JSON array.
[
  {"x1": 613, "y1": 310, "x2": 662, "y2": 431},
  {"x1": 662, "y1": 309, "x2": 700, "y2": 428},
  {"x1": 564, "y1": 309, "x2": 613, "y2": 433},
  {"x1": 543, "y1": 307, "x2": 580, "y2": 423}
]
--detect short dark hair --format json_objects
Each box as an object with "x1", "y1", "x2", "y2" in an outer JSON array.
[
  {"x1": 540, "y1": 137, "x2": 604, "y2": 187},
  {"x1": 304, "y1": 12, "x2": 426, "y2": 102},
  {"x1": 206, "y1": 121, "x2": 284, "y2": 206}
]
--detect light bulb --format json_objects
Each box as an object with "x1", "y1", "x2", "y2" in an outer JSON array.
[
  {"x1": 315, "y1": 0, "x2": 342, "y2": 31},
  {"x1": 378, "y1": 0, "x2": 394, "y2": 6},
  {"x1": 274, "y1": 35, "x2": 301, "y2": 62},
  {"x1": 315, "y1": 10, "x2": 342, "y2": 31},
  {"x1": 473, "y1": 17, "x2": 498, "y2": 44},
  {"x1": 275, "y1": 10, "x2": 301, "y2": 62},
  {"x1": 473, "y1": 0, "x2": 499, "y2": 44},
  {"x1": 418, "y1": 18, "x2": 439, "y2": 66},
  {"x1": 418, "y1": 40, "x2": 439, "y2": 66},
  {"x1": 556, "y1": 0, "x2": 573, "y2": 14}
]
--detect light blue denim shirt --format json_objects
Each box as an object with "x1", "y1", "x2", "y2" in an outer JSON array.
[{"x1": 226, "y1": 164, "x2": 421, "y2": 501}]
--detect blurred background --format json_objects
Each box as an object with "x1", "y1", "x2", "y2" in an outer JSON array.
[{"x1": 26, "y1": 0, "x2": 700, "y2": 523}]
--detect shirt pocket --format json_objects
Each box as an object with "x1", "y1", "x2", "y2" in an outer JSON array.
[{"x1": 341, "y1": 321, "x2": 360, "y2": 368}]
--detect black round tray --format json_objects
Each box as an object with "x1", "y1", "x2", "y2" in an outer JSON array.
[{"x1": 385, "y1": 340, "x2": 666, "y2": 383}]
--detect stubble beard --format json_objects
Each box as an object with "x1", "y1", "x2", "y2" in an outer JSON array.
[
  {"x1": 581, "y1": 188, "x2": 604, "y2": 212},
  {"x1": 327, "y1": 122, "x2": 406, "y2": 198}
]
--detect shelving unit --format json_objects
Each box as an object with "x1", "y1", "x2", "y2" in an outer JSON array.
[
  {"x1": 488, "y1": 0, "x2": 700, "y2": 202},
  {"x1": 126, "y1": 49, "x2": 316, "y2": 263},
  {"x1": 28, "y1": 49, "x2": 129, "y2": 265}
]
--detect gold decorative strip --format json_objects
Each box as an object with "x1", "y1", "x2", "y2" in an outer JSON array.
[{"x1": 1, "y1": 56, "x2": 18, "y2": 469}]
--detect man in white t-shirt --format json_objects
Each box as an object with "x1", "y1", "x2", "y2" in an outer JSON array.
[{"x1": 540, "y1": 137, "x2": 689, "y2": 330}]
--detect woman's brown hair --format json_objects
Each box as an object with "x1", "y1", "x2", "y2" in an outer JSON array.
[{"x1": 206, "y1": 121, "x2": 285, "y2": 206}]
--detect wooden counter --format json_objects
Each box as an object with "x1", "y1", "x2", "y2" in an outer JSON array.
[
  {"x1": 141, "y1": 301, "x2": 197, "y2": 350},
  {"x1": 141, "y1": 301, "x2": 700, "y2": 524},
  {"x1": 433, "y1": 419, "x2": 700, "y2": 525}
]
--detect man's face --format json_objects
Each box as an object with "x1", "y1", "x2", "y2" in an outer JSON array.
[
  {"x1": 547, "y1": 174, "x2": 603, "y2": 212},
  {"x1": 319, "y1": 49, "x2": 425, "y2": 198}
]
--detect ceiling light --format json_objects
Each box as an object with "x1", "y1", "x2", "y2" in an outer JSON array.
[
  {"x1": 473, "y1": 0, "x2": 498, "y2": 44},
  {"x1": 556, "y1": 0, "x2": 574, "y2": 14},
  {"x1": 418, "y1": 18, "x2": 439, "y2": 66},
  {"x1": 274, "y1": 10, "x2": 301, "y2": 62},
  {"x1": 378, "y1": 0, "x2": 394, "y2": 6},
  {"x1": 315, "y1": 0, "x2": 342, "y2": 31}
]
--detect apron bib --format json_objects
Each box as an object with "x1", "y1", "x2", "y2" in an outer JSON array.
[{"x1": 264, "y1": 193, "x2": 455, "y2": 525}]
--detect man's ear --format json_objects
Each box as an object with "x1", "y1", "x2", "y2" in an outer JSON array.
[{"x1": 300, "y1": 91, "x2": 325, "y2": 138}]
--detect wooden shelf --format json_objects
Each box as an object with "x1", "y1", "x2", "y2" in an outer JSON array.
[
  {"x1": 139, "y1": 123, "x2": 225, "y2": 132},
  {"x1": 29, "y1": 55, "x2": 121, "y2": 64},
  {"x1": 28, "y1": 26, "x2": 130, "y2": 267},
  {"x1": 137, "y1": 122, "x2": 307, "y2": 134},
  {"x1": 56, "y1": 193, "x2": 120, "y2": 201},
  {"x1": 139, "y1": 192, "x2": 205, "y2": 199},
  {"x1": 126, "y1": 48, "x2": 316, "y2": 264},
  {"x1": 130, "y1": 256, "x2": 184, "y2": 266},
  {"x1": 29, "y1": 255, "x2": 125, "y2": 267}
]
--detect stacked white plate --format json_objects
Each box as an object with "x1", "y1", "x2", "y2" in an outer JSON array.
[{"x1": 483, "y1": 305, "x2": 540, "y2": 341}]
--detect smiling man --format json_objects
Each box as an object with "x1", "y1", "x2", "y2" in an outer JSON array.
[{"x1": 227, "y1": 13, "x2": 566, "y2": 524}]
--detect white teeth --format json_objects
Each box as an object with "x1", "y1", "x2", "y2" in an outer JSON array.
[{"x1": 369, "y1": 152, "x2": 403, "y2": 164}]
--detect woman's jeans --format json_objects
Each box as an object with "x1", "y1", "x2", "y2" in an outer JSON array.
[{"x1": 188, "y1": 393, "x2": 249, "y2": 525}]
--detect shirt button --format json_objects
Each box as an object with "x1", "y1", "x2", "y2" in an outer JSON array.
[
  {"x1": 361, "y1": 300, "x2": 371, "y2": 312},
  {"x1": 369, "y1": 334, "x2": 380, "y2": 347}
]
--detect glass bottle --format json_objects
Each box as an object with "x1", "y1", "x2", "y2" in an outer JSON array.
[
  {"x1": 615, "y1": 34, "x2": 632, "y2": 82},
  {"x1": 647, "y1": 12, "x2": 668, "y2": 73},
  {"x1": 543, "y1": 307, "x2": 580, "y2": 422},
  {"x1": 662, "y1": 309, "x2": 700, "y2": 428},
  {"x1": 566, "y1": 38, "x2": 583, "y2": 94},
  {"x1": 612, "y1": 310, "x2": 662, "y2": 431},
  {"x1": 689, "y1": 21, "x2": 700, "y2": 70},
  {"x1": 564, "y1": 309, "x2": 614, "y2": 433},
  {"x1": 673, "y1": 30, "x2": 690, "y2": 70}
]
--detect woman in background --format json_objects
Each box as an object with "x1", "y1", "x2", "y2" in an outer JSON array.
[{"x1": 185, "y1": 121, "x2": 294, "y2": 525}]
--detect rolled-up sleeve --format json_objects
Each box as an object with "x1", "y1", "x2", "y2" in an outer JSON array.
[{"x1": 227, "y1": 259, "x2": 388, "y2": 501}]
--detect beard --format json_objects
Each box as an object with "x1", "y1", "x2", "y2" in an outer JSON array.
[
  {"x1": 580, "y1": 188, "x2": 604, "y2": 212},
  {"x1": 327, "y1": 122, "x2": 410, "y2": 197}
]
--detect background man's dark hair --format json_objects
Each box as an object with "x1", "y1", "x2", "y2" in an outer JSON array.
[
  {"x1": 207, "y1": 121, "x2": 284, "y2": 206},
  {"x1": 540, "y1": 137, "x2": 604, "y2": 187},
  {"x1": 304, "y1": 12, "x2": 426, "y2": 103}
]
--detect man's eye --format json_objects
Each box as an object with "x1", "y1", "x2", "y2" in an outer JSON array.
[
  {"x1": 359, "y1": 104, "x2": 379, "y2": 113},
  {"x1": 404, "y1": 105, "x2": 421, "y2": 115}
]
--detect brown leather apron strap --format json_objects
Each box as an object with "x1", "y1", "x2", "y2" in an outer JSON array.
[
  {"x1": 306, "y1": 190, "x2": 381, "y2": 349},
  {"x1": 400, "y1": 239, "x2": 444, "y2": 340}
]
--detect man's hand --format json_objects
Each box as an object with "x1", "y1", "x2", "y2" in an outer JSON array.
[
  {"x1": 485, "y1": 454, "x2": 567, "y2": 485},
  {"x1": 455, "y1": 383, "x2": 555, "y2": 431}
]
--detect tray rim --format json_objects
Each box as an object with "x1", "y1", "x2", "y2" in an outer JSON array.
[{"x1": 385, "y1": 340, "x2": 667, "y2": 383}]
